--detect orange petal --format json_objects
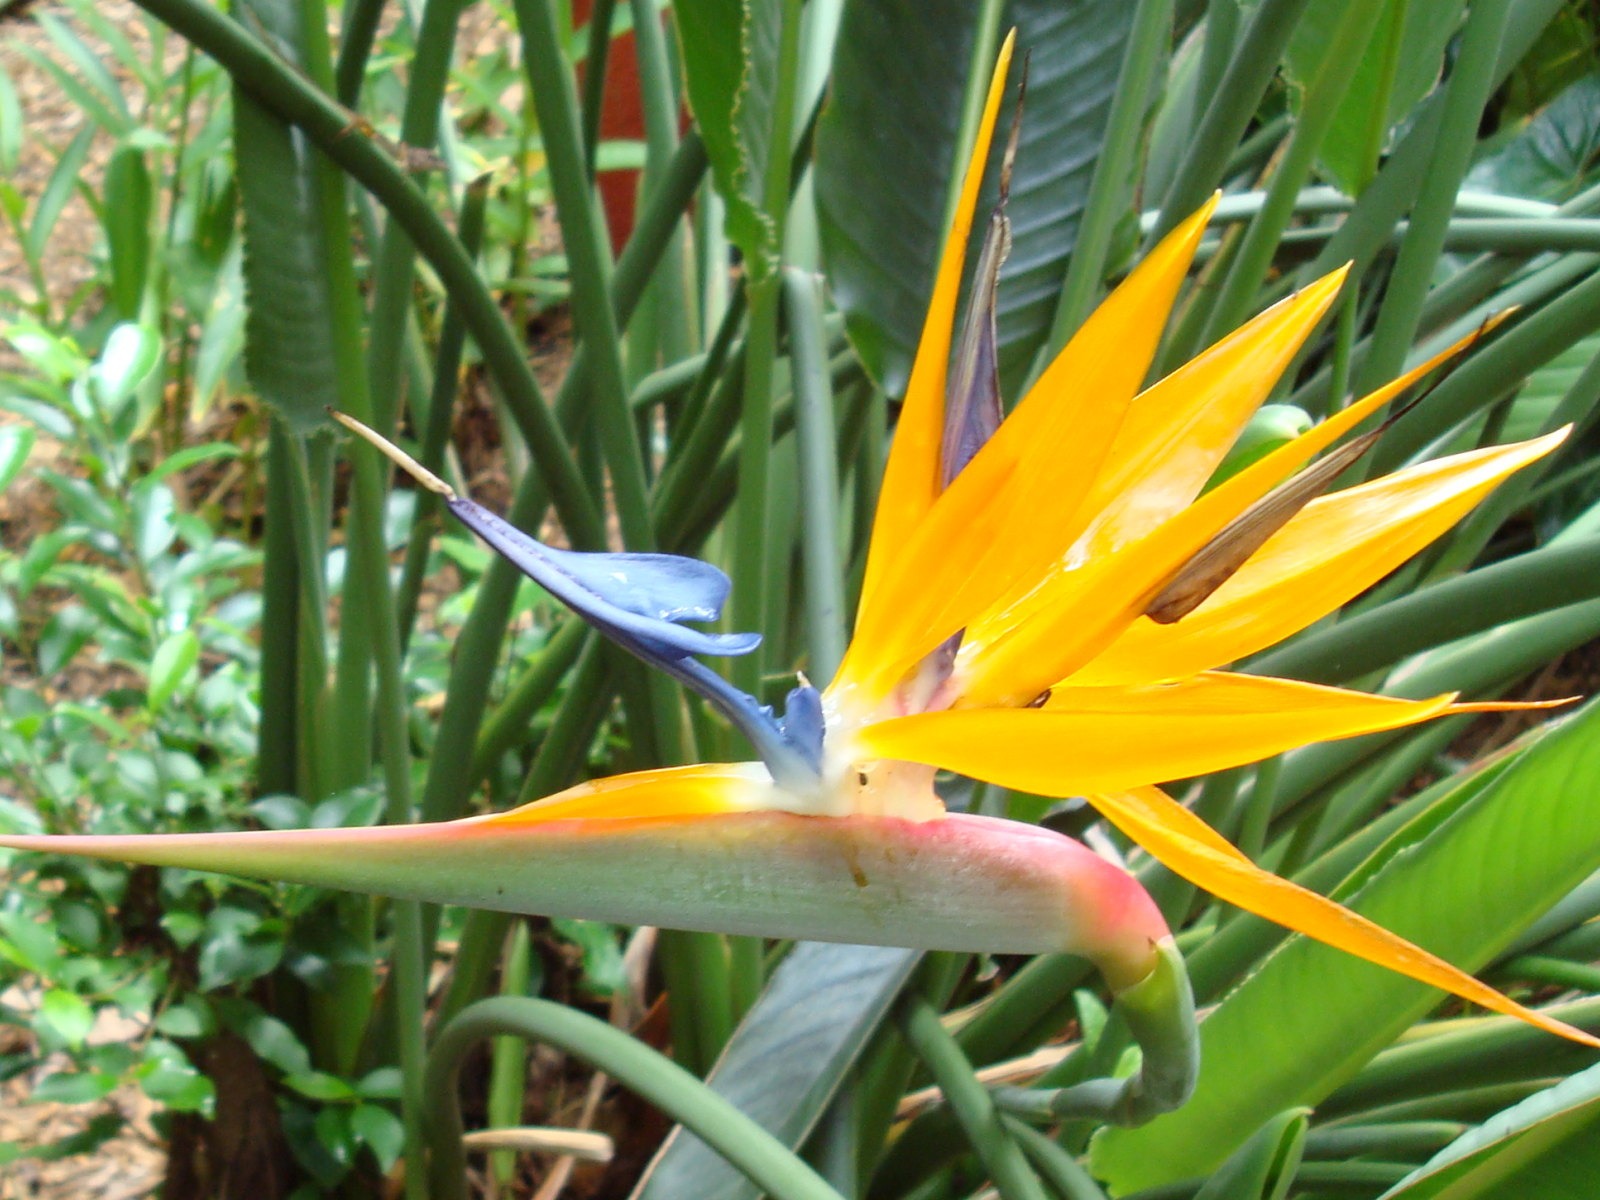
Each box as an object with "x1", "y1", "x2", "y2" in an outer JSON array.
[
  {"x1": 950, "y1": 273, "x2": 1347, "y2": 704},
  {"x1": 1072, "y1": 268, "x2": 1349, "y2": 560},
  {"x1": 837, "y1": 200, "x2": 1216, "y2": 697},
  {"x1": 844, "y1": 31, "x2": 1016, "y2": 688},
  {"x1": 1086, "y1": 786, "x2": 1600, "y2": 1048},
  {"x1": 477, "y1": 762, "x2": 776, "y2": 825},
  {"x1": 1072, "y1": 428, "x2": 1571, "y2": 686},
  {"x1": 858, "y1": 672, "x2": 1465, "y2": 795}
]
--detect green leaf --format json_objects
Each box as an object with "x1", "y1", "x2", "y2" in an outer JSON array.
[
  {"x1": 230, "y1": 0, "x2": 340, "y2": 435},
  {"x1": 1378, "y1": 1060, "x2": 1600, "y2": 1198},
  {"x1": 814, "y1": 0, "x2": 1138, "y2": 397},
  {"x1": 636, "y1": 944, "x2": 920, "y2": 1200},
  {"x1": 0, "y1": 62, "x2": 21, "y2": 175},
  {"x1": 1192, "y1": 1108, "x2": 1310, "y2": 1200},
  {"x1": 103, "y1": 144, "x2": 153, "y2": 320},
  {"x1": 350, "y1": 1103, "x2": 405, "y2": 1171},
  {"x1": 550, "y1": 917, "x2": 626, "y2": 997},
  {"x1": 30, "y1": 1071, "x2": 119, "y2": 1105},
  {"x1": 671, "y1": 0, "x2": 783, "y2": 278},
  {"x1": 89, "y1": 322, "x2": 160, "y2": 421},
  {"x1": 1093, "y1": 697, "x2": 1600, "y2": 1190},
  {"x1": 1285, "y1": 0, "x2": 1468, "y2": 195},
  {"x1": 284, "y1": 1070, "x2": 360, "y2": 1102},
  {"x1": 0, "y1": 425, "x2": 34, "y2": 493},
  {"x1": 38, "y1": 989, "x2": 94, "y2": 1048},
  {"x1": 197, "y1": 906, "x2": 285, "y2": 991},
  {"x1": 1467, "y1": 72, "x2": 1600, "y2": 202},
  {"x1": 148, "y1": 629, "x2": 201, "y2": 711}
]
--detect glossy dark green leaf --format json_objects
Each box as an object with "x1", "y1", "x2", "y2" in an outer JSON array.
[
  {"x1": 1467, "y1": 72, "x2": 1600, "y2": 202},
  {"x1": 814, "y1": 0, "x2": 1137, "y2": 397},
  {"x1": 1094, "y1": 695, "x2": 1600, "y2": 1190},
  {"x1": 634, "y1": 943, "x2": 919, "y2": 1200}
]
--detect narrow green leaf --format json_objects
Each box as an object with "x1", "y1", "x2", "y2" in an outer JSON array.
[
  {"x1": 148, "y1": 629, "x2": 201, "y2": 711},
  {"x1": 672, "y1": 0, "x2": 783, "y2": 277},
  {"x1": 0, "y1": 425, "x2": 34, "y2": 493},
  {"x1": 102, "y1": 144, "x2": 153, "y2": 320},
  {"x1": 1379, "y1": 1060, "x2": 1600, "y2": 1198}
]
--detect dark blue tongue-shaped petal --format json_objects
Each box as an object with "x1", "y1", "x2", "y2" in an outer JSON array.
[
  {"x1": 330, "y1": 410, "x2": 825, "y2": 790},
  {"x1": 454, "y1": 500, "x2": 759, "y2": 662},
  {"x1": 446, "y1": 497, "x2": 819, "y2": 789}
]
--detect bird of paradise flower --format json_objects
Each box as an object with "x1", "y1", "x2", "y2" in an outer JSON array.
[{"x1": 2, "y1": 33, "x2": 1595, "y2": 1125}]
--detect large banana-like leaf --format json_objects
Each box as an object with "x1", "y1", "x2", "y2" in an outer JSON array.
[
  {"x1": 1092, "y1": 695, "x2": 1600, "y2": 1191},
  {"x1": 814, "y1": 0, "x2": 1139, "y2": 396}
]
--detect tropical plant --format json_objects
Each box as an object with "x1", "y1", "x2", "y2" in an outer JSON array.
[{"x1": 5, "y1": 1, "x2": 1600, "y2": 1198}]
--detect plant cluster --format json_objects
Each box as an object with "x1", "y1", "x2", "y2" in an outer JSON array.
[{"x1": 3, "y1": 1, "x2": 1600, "y2": 1198}]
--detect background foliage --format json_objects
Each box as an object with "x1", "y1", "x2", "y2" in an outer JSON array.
[{"x1": 4, "y1": 0, "x2": 1600, "y2": 1196}]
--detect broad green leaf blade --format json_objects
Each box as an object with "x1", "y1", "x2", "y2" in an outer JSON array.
[
  {"x1": 814, "y1": 0, "x2": 1137, "y2": 397},
  {"x1": 1092, "y1": 696, "x2": 1600, "y2": 1191},
  {"x1": 231, "y1": 0, "x2": 340, "y2": 432},
  {"x1": 1466, "y1": 72, "x2": 1600, "y2": 202},
  {"x1": 1378, "y1": 1060, "x2": 1600, "y2": 1199},
  {"x1": 1284, "y1": 0, "x2": 1468, "y2": 194},
  {"x1": 672, "y1": 0, "x2": 782, "y2": 278},
  {"x1": 634, "y1": 943, "x2": 920, "y2": 1200}
]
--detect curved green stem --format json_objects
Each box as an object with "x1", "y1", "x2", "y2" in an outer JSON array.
[
  {"x1": 423, "y1": 997, "x2": 848, "y2": 1200},
  {"x1": 896, "y1": 991, "x2": 1050, "y2": 1200}
]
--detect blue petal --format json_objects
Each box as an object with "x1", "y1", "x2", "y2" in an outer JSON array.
[
  {"x1": 449, "y1": 498, "x2": 760, "y2": 662},
  {"x1": 442, "y1": 495, "x2": 824, "y2": 790}
]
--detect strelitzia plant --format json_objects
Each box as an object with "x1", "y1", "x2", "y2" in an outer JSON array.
[{"x1": 2, "y1": 35, "x2": 1595, "y2": 1142}]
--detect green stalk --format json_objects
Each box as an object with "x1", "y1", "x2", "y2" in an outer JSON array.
[
  {"x1": 629, "y1": 0, "x2": 694, "y2": 365},
  {"x1": 1353, "y1": 0, "x2": 1515, "y2": 404},
  {"x1": 257, "y1": 420, "x2": 301, "y2": 798},
  {"x1": 395, "y1": 173, "x2": 491, "y2": 645},
  {"x1": 131, "y1": 0, "x2": 603, "y2": 547},
  {"x1": 1001, "y1": 1115, "x2": 1112, "y2": 1200},
  {"x1": 1196, "y1": 0, "x2": 1387, "y2": 345},
  {"x1": 1370, "y1": 261, "x2": 1600, "y2": 474},
  {"x1": 731, "y1": 0, "x2": 805, "y2": 701},
  {"x1": 579, "y1": 0, "x2": 617, "y2": 175},
  {"x1": 1045, "y1": 0, "x2": 1175, "y2": 354},
  {"x1": 513, "y1": 0, "x2": 651, "y2": 547},
  {"x1": 466, "y1": 621, "x2": 591, "y2": 790},
  {"x1": 1148, "y1": 0, "x2": 1313, "y2": 242},
  {"x1": 895, "y1": 993, "x2": 1049, "y2": 1200},
  {"x1": 1254, "y1": 537, "x2": 1600, "y2": 685},
  {"x1": 486, "y1": 920, "x2": 533, "y2": 1186},
  {"x1": 783, "y1": 268, "x2": 847, "y2": 680},
  {"x1": 334, "y1": 0, "x2": 386, "y2": 105},
  {"x1": 365, "y1": 0, "x2": 465, "y2": 436},
  {"x1": 423, "y1": 997, "x2": 848, "y2": 1200}
]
